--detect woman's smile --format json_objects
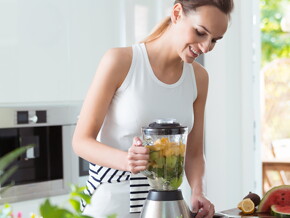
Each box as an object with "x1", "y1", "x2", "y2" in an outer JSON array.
[{"x1": 188, "y1": 46, "x2": 200, "y2": 59}]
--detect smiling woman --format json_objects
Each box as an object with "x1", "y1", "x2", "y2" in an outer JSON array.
[
  {"x1": 142, "y1": 0, "x2": 233, "y2": 42},
  {"x1": 72, "y1": 0, "x2": 234, "y2": 217},
  {"x1": 141, "y1": 1, "x2": 231, "y2": 66}
]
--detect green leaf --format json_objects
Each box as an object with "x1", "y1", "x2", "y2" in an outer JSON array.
[
  {"x1": 0, "y1": 165, "x2": 17, "y2": 185},
  {"x1": 73, "y1": 215, "x2": 94, "y2": 218},
  {"x1": 68, "y1": 184, "x2": 91, "y2": 205},
  {"x1": 0, "y1": 204, "x2": 12, "y2": 218},
  {"x1": 40, "y1": 199, "x2": 73, "y2": 218},
  {"x1": 69, "y1": 198, "x2": 81, "y2": 213},
  {"x1": 39, "y1": 185, "x2": 95, "y2": 218},
  {"x1": 40, "y1": 199, "x2": 56, "y2": 216},
  {"x1": 69, "y1": 183, "x2": 77, "y2": 193},
  {"x1": 77, "y1": 193, "x2": 91, "y2": 204},
  {"x1": 69, "y1": 184, "x2": 85, "y2": 194},
  {"x1": 0, "y1": 145, "x2": 33, "y2": 172},
  {"x1": 107, "y1": 214, "x2": 117, "y2": 218}
]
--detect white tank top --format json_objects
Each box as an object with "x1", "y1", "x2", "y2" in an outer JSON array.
[
  {"x1": 98, "y1": 43, "x2": 197, "y2": 150},
  {"x1": 83, "y1": 43, "x2": 198, "y2": 213}
]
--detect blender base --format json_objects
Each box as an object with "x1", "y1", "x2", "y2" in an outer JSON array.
[{"x1": 140, "y1": 189, "x2": 192, "y2": 218}]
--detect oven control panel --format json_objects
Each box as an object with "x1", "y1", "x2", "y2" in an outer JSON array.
[
  {"x1": 0, "y1": 102, "x2": 81, "y2": 128},
  {"x1": 17, "y1": 110, "x2": 47, "y2": 124}
]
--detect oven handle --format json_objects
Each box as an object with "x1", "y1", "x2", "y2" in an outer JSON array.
[{"x1": 29, "y1": 115, "x2": 38, "y2": 123}]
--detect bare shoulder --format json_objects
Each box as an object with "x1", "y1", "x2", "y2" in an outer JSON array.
[
  {"x1": 97, "y1": 46, "x2": 133, "y2": 88},
  {"x1": 101, "y1": 47, "x2": 133, "y2": 73},
  {"x1": 191, "y1": 61, "x2": 209, "y2": 99},
  {"x1": 191, "y1": 61, "x2": 209, "y2": 84},
  {"x1": 103, "y1": 47, "x2": 132, "y2": 64}
]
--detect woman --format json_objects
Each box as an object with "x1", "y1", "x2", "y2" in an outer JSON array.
[{"x1": 72, "y1": 0, "x2": 234, "y2": 217}]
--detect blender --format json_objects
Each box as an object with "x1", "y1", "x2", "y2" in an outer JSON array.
[{"x1": 140, "y1": 119, "x2": 193, "y2": 218}]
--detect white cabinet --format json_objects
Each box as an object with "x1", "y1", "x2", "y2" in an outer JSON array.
[
  {"x1": 0, "y1": 0, "x2": 173, "y2": 103},
  {"x1": 0, "y1": 0, "x2": 70, "y2": 102}
]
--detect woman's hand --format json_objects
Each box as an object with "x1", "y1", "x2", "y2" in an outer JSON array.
[
  {"x1": 191, "y1": 193, "x2": 215, "y2": 218},
  {"x1": 127, "y1": 137, "x2": 149, "y2": 174}
]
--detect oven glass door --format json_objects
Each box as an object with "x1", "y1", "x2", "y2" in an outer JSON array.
[
  {"x1": 0, "y1": 126, "x2": 63, "y2": 186},
  {"x1": 79, "y1": 157, "x2": 89, "y2": 176}
]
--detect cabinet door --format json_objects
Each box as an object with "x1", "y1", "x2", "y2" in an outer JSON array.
[
  {"x1": 0, "y1": 0, "x2": 124, "y2": 103},
  {"x1": 0, "y1": 0, "x2": 71, "y2": 102}
]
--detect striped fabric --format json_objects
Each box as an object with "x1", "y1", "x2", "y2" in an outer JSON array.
[
  {"x1": 129, "y1": 173, "x2": 150, "y2": 213},
  {"x1": 81, "y1": 163, "x2": 150, "y2": 214}
]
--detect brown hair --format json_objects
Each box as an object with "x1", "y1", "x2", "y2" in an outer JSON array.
[{"x1": 141, "y1": 0, "x2": 234, "y2": 43}]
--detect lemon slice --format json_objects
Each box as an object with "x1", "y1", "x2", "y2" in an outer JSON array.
[
  {"x1": 237, "y1": 200, "x2": 242, "y2": 210},
  {"x1": 241, "y1": 198, "x2": 255, "y2": 214}
]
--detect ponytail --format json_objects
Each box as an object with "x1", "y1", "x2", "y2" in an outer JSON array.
[
  {"x1": 140, "y1": 16, "x2": 171, "y2": 43},
  {"x1": 140, "y1": 0, "x2": 234, "y2": 44}
]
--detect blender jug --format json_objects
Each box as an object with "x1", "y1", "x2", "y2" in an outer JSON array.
[
  {"x1": 142, "y1": 119, "x2": 188, "y2": 191},
  {"x1": 141, "y1": 119, "x2": 192, "y2": 218}
]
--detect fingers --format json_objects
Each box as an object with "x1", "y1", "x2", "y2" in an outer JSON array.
[
  {"x1": 127, "y1": 137, "x2": 149, "y2": 174},
  {"x1": 130, "y1": 137, "x2": 149, "y2": 154},
  {"x1": 128, "y1": 160, "x2": 148, "y2": 174},
  {"x1": 127, "y1": 156, "x2": 148, "y2": 174},
  {"x1": 128, "y1": 146, "x2": 149, "y2": 155},
  {"x1": 191, "y1": 199, "x2": 200, "y2": 213},
  {"x1": 133, "y1": 137, "x2": 142, "y2": 146},
  {"x1": 195, "y1": 208, "x2": 206, "y2": 218},
  {"x1": 208, "y1": 204, "x2": 215, "y2": 218},
  {"x1": 192, "y1": 195, "x2": 215, "y2": 218},
  {"x1": 195, "y1": 203, "x2": 215, "y2": 218}
]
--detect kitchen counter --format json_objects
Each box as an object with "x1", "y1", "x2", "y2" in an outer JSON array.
[{"x1": 218, "y1": 208, "x2": 274, "y2": 217}]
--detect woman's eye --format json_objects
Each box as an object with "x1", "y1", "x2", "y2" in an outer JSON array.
[
  {"x1": 195, "y1": 29, "x2": 206, "y2": 36},
  {"x1": 211, "y1": 39, "x2": 217, "y2": 43}
]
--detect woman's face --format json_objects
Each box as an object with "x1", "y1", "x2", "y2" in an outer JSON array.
[{"x1": 171, "y1": 4, "x2": 229, "y2": 63}]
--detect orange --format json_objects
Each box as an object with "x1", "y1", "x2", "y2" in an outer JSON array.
[{"x1": 240, "y1": 198, "x2": 255, "y2": 214}]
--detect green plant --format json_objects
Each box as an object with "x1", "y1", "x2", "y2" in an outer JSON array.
[
  {"x1": 0, "y1": 204, "x2": 12, "y2": 218},
  {"x1": 260, "y1": 0, "x2": 290, "y2": 66},
  {"x1": 0, "y1": 145, "x2": 33, "y2": 195},
  {"x1": 0, "y1": 145, "x2": 33, "y2": 217},
  {"x1": 0, "y1": 146, "x2": 117, "y2": 218},
  {"x1": 40, "y1": 184, "x2": 92, "y2": 218},
  {"x1": 40, "y1": 184, "x2": 117, "y2": 218}
]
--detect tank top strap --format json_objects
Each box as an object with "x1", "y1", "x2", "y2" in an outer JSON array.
[{"x1": 115, "y1": 43, "x2": 144, "y2": 94}]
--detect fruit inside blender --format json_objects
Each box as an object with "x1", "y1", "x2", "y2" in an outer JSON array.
[{"x1": 144, "y1": 137, "x2": 185, "y2": 190}]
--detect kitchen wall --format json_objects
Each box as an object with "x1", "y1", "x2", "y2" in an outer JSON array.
[
  {"x1": 0, "y1": 0, "x2": 262, "y2": 214},
  {"x1": 204, "y1": 0, "x2": 262, "y2": 211}
]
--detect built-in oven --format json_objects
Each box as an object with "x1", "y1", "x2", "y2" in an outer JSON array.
[
  {"x1": 0, "y1": 126, "x2": 63, "y2": 186},
  {"x1": 79, "y1": 157, "x2": 89, "y2": 177},
  {"x1": 0, "y1": 102, "x2": 84, "y2": 203}
]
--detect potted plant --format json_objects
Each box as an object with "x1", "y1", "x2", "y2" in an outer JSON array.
[
  {"x1": 0, "y1": 146, "x2": 117, "y2": 218},
  {"x1": 0, "y1": 145, "x2": 32, "y2": 217}
]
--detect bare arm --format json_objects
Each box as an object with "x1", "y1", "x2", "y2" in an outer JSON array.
[
  {"x1": 185, "y1": 62, "x2": 214, "y2": 217},
  {"x1": 185, "y1": 62, "x2": 208, "y2": 194},
  {"x1": 72, "y1": 47, "x2": 148, "y2": 173}
]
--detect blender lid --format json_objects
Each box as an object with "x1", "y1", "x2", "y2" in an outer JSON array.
[{"x1": 142, "y1": 119, "x2": 187, "y2": 135}]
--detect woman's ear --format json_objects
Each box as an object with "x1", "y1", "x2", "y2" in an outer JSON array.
[{"x1": 171, "y1": 3, "x2": 183, "y2": 24}]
